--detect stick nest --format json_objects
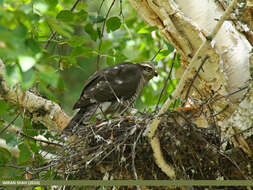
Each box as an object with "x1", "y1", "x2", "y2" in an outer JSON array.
[{"x1": 44, "y1": 109, "x2": 253, "y2": 186}]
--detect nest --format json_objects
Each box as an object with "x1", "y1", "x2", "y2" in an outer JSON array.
[{"x1": 37, "y1": 110, "x2": 253, "y2": 189}]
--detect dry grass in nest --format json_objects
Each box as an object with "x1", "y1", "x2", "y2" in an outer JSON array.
[{"x1": 36, "y1": 109, "x2": 253, "y2": 189}]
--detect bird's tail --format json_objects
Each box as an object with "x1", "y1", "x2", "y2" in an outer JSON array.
[{"x1": 63, "y1": 105, "x2": 97, "y2": 135}]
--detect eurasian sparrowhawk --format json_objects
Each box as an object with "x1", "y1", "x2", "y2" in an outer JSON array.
[{"x1": 64, "y1": 62, "x2": 157, "y2": 133}]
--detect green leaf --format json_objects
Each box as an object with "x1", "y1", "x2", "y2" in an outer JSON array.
[
  {"x1": 97, "y1": 27, "x2": 102, "y2": 39},
  {"x1": 169, "y1": 98, "x2": 180, "y2": 109},
  {"x1": 34, "y1": 1, "x2": 48, "y2": 13},
  {"x1": 164, "y1": 40, "x2": 174, "y2": 52},
  {"x1": 56, "y1": 10, "x2": 74, "y2": 22},
  {"x1": 21, "y1": 67, "x2": 35, "y2": 90},
  {"x1": 13, "y1": 24, "x2": 27, "y2": 40},
  {"x1": 5, "y1": 64, "x2": 22, "y2": 85},
  {"x1": 106, "y1": 16, "x2": 121, "y2": 32},
  {"x1": 49, "y1": 20, "x2": 72, "y2": 38},
  {"x1": 18, "y1": 143, "x2": 32, "y2": 163},
  {"x1": 29, "y1": 139, "x2": 40, "y2": 154},
  {"x1": 34, "y1": 187, "x2": 43, "y2": 190},
  {"x1": 89, "y1": 15, "x2": 105, "y2": 23},
  {"x1": 18, "y1": 55, "x2": 36, "y2": 72},
  {"x1": 23, "y1": 118, "x2": 37, "y2": 137},
  {"x1": 0, "y1": 147, "x2": 12, "y2": 165},
  {"x1": 68, "y1": 35, "x2": 87, "y2": 47},
  {"x1": 0, "y1": 100, "x2": 9, "y2": 114},
  {"x1": 84, "y1": 23, "x2": 97, "y2": 41},
  {"x1": 167, "y1": 79, "x2": 178, "y2": 94},
  {"x1": 37, "y1": 70, "x2": 59, "y2": 88},
  {"x1": 71, "y1": 46, "x2": 93, "y2": 58},
  {"x1": 45, "y1": 0, "x2": 58, "y2": 9},
  {"x1": 155, "y1": 49, "x2": 171, "y2": 61},
  {"x1": 75, "y1": 10, "x2": 88, "y2": 22},
  {"x1": 138, "y1": 26, "x2": 157, "y2": 34},
  {"x1": 174, "y1": 53, "x2": 181, "y2": 69},
  {"x1": 25, "y1": 38, "x2": 41, "y2": 54},
  {"x1": 5, "y1": 133, "x2": 19, "y2": 147},
  {"x1": 57, "y1": 77, "x2": 66, "y2": 90}
]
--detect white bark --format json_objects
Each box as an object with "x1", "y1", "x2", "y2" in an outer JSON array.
[
  {"x1": 175, "y1": 0, "x2": 251, "y2": 100},
  {"x1": 129, "y1": 0, "x2": 253, "y2": 178},
  {"x1": 130, "y1": 0, "x2": 252, "y2": 110}
]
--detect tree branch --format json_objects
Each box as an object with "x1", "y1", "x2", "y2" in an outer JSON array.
[
  {"x1": 144, "y1": 0, "x2": 238, "y2": 178},
  {"x1": 0, "y1": 61, "x2": 70, "y2": 131}
]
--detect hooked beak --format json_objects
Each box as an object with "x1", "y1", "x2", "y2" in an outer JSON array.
[{"x1": 154, "y1": 70, "x2": 158, "y2": 77}]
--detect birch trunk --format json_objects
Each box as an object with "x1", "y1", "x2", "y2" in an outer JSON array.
[
  {"x1": 129, "y1": 0, "x2": 253, "y2": 177},
  {"x1": 129, "y1": 0, "x2": 252, "y2": 133}
]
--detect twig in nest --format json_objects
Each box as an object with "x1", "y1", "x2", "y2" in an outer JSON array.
[
  {"x1": 211, "y1": 104, "x2": 229, "y2": 117},
  {"x1": 200, "y1": 85, "x2": 248, "y2": 108},
  {"x1": 132, "y1": 126, "x2": 144, "y2": 182},
  {"x1": 217, "y1": 149, "x2": 250, "y2": 180}
]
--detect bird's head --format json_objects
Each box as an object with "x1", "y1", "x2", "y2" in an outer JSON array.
[{"x1": 136, "y1": 62, "x2": 158, "y2": 80}]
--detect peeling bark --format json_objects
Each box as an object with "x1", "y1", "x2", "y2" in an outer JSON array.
[
  {"x1": 129, "y1": 0, "x2": 253, "y2": 178},
  {"x1": 0, "y1": 61, "x2": 70, "y2": 131},
  {"x1": 129, "y1": 0, "x2": 252, "y2": 120}
]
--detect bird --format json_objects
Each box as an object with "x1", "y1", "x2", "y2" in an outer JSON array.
[{"x1": 63, "y1": 62, "x2": 158, "y2": 133}]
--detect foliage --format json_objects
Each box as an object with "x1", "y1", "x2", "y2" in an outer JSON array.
[{"x1": 0, "y1": 0, "x2": 179, "y2": 180}]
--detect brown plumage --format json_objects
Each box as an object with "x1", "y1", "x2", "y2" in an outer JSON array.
[{"x1": 64, "y1": 62, "x2": 157, "y2": 133}]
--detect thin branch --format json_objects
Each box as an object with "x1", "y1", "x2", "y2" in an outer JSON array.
[
  {"x1": 0, "y1": 112, "x2": 20, "y2": 136},
  {"x1": 17, "y1": 130, "x2": 63, "y2": 148},
  {"x1": 44, "y1": 0, "x2": 81, "y2": 49},
  {"x1": 150, "y1": 48, "x2": 162, "y2": 61},
  {"x1": 0, "y1": 164, "x2": 26, "y2": 169},
  {"x1": 119, "y1": 0, "x2": 124, "y2": 20},
  {"x1": 155, "y1": 53, "x2": 176, "y2": 111},
  {"x1": 70, "y1": 0, "x2": 81, "y2": 11},
  {"x1": 200, "y1": 85, "x2": 248, "y2": 108},
  {"x1": 44, "y1": 32, "x2": 57, "y2": 49},
  {"x1": 96, "y1": 0, "x2": 116, "y2": 71},
  {"x1": 98, "y1": 0, "x2": 106, "y2": 14},
  {"x1": 182, "y1": 56, "x2": 209, "y2": 106},
  {"x1": 131, "y1": 127, "x2": 144, "y2": 183}
]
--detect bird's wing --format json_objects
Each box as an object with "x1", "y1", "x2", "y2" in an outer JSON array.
[
  {"x1": 73, "y1": 62, "x2": 142, "y2": 109},
  {"x1": 72, "y1": 72, "x2": 102, "y2": 109}
]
